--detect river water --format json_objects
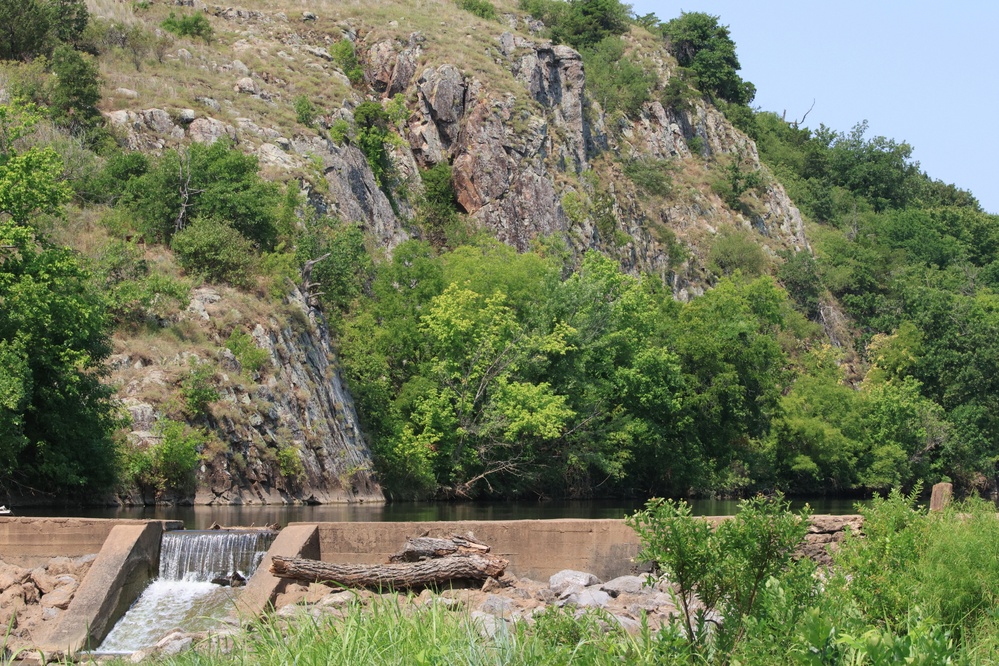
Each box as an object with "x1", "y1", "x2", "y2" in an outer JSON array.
[{"x1": 15, "y1": 498, "x2": 865, "y2": 529}]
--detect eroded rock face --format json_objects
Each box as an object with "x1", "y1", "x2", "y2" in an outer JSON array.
[
  {"x1": 194, "y1": 286, "x2": 382, "y2": 505},
  {"x1": 292, "y1": 135, "x2": 409, "y2": 250},
  {"x1": 366, "y1": 33, "x2": 424, "y2": 98}
]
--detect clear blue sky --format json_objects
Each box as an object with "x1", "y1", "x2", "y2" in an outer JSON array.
[{"x1": 629, "y1": 1, "x2": 999, "y2": 214}]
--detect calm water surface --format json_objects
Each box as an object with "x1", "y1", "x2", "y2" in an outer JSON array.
[{"x1": 14, "y1": 498, "x2": 866, "y2": 529}]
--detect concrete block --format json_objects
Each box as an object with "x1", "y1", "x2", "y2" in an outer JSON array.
[
  {"x1": 237, "y1": 524, "x2": 320, "y2": 617},
  {"x1": 37, "y1": 522, "x2": 167, "y2": 656}
]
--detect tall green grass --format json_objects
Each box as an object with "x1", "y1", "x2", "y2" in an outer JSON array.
[{"x1": 144, "y1": 597, "x2": 661, "y2": 666}]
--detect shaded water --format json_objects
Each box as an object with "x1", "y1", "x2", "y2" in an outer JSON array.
[
  {"x1": 19, "y1": 498, "x2": 866, "y2": 529},
  {"x1": 98, "y1": 530, "x2": 273, "y2": 653}
]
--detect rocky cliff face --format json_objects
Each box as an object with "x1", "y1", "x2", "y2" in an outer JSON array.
[
  {"x1": 115, "y1": 287, "x2": 381, "y2": 505},
  {"x1": 103, "y1": 7, "x2": 808, "y2": 290}
]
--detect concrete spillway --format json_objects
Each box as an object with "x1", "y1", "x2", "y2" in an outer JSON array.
[{"x1": 98, "y1": 530, "x2": 273, "y2": 654}]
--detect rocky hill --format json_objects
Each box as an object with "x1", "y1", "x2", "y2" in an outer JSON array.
[{"x1": 39, "y1": 0, "x2": 805, "y2": 505}]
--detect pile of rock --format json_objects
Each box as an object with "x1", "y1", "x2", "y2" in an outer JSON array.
[
  {"x1": 0, "y1": 555, "x2": 95, "y2": 655},
  {"x1": 271, "y1": 567, "x2": 678, "y2": 639}
]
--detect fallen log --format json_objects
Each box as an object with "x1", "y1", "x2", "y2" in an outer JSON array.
[
  {"x1": 389, "y1": 534, "x2": 490, "y2": 562},
  {"x1": 270, "y1": 554, "x2": 508, "y2": 590}
]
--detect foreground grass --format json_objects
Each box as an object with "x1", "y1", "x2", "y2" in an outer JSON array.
[{"x1": 139, "y1": 600, "x2": 661, "y2": 666}]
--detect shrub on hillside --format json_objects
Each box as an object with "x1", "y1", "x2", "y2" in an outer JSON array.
[
  {"x1": 171, "y1": 217, "x2": 255, "y2": 286},
  {"x1": 124, "y1": 140, "x2": 280, "y2": 247},
  {"x1": 294, "y1": 95, "x2": 317, "y2": 127},
  {"x1": 330, "y1": 40, "x2": 363, "y2": 84},
  {"x1": 708, "y1": 228, "x2": 768, "y2": 278},
  {"x1": 519, "y1": 0, "x2": 630, "y2": 50},
  {"x1": 581, "y1": 37, "x2": 654, "y2": 117},
  {"x1": 161, "y1": 11, "x2": 213, "y2": 43},
  {"x1": 456, "y1": 0, "x2": 496, "y2": 20}
]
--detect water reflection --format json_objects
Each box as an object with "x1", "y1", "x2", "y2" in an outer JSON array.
[{"x1": 14, "y1": 497, "x2": 866, "y2": 529}]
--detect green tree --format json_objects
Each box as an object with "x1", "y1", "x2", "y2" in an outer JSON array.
[
  {"x1": 353, "y1": 101, "x2": 391, "y2": 186},
  {"x1": 0, "y1": 0, "x2": 52, "y2": 60},
  {"x1": 49, "y1": 44, "x2": 102, "y2": 133},
  {"x1": 0, "y1": 222, "x2": 120, "y2": 493},
  {"x1": 46, "y1": 0, "x2": 89, "y2": 46},
  {"x1": 0, "y1": 101, "x2": 72, "y2": 226},
  {"x1": 124, "y1": 140, "x2": 280, "y2": 247},
  {"x1": 825, "y1": 121, "x2": 921, "y2": 212},
  {"x1": 402, "y1": 285, "x2": 574, "y2": 497},
  {"x1": 296, "y1": 216, "x2": 372, "y2": 315},
  {"x1": 661, "y1": 11, "x2": 755, "y2": 105},
  {"x1": 519, "y1": 0, "x2": 631, "y2": 50}
]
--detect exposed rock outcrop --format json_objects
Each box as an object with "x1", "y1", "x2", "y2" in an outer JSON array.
[{"x1": 114, "y1": 285, "x2": 382, "y2": 506}]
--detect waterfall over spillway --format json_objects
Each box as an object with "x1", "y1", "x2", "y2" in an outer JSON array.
[
  {"x1": 98, "y1": 529, "x2": 275, "y2": 654},
  {"x1": 158, "y1": 530, "x2": 273, "y2": 582}
]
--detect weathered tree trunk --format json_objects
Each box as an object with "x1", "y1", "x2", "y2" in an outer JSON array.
[
  {"x1": 270, "y1": 554, "x2": 508, "y2": 589},
  {"x1": 389, "y1": 535, "x2": 490, "y2": 562}
]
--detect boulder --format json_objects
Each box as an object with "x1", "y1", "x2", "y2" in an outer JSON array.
[
  {"x1": 478, "y1": 594, "x2": 514, "y2": 617},
  {"x1": 139, "y1": 108, "x2": 177, "y2": 134},
  {"x1": 189, "y1": 117, "x2": 235, "y2": 144},
  {"x1": 235, "y1": 76, "x2": 258, "y2": 94},
  {"x1": 0, "y1": 563, "x2": 29, "y2": 591},
  {"x1": 548, "y1": 570, "x2": 601, "y2": 596},
  {"x1": 600, "y1": 575, "x2": 648, "y2": 597},
  {"x1": 558, "y1": 588, "x2": 611, "y2": 608},
  {"x1": 40, "y1": 585, "x2": 74, "y2": 610}
]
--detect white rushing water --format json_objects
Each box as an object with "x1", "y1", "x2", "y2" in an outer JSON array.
[{"x1": 98, "y1": 530, "x2": 273, "y2": 653}]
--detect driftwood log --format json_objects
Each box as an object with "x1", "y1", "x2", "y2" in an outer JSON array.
[
  {"x1": 270, "y1": 553, "x2": 508, "y2": 590},
  {"x1": 389, "y1": 534, "x2": 490, "y2": 562}
]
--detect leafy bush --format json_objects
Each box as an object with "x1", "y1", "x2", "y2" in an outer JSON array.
[
  {"x1": 181, "y1": 359, "x2": 219, "y2": 417},
  {"x1": 161, "y1": 11, "x2": 213, "y2": 43},
  {"x1": 416, "y1": 163, "x2": 468, "y2": 248},
  {"x1": 0, "y1": 220, "x2": 121, "y2": 494},
  {"x1": 776, "y1": 249, "x2": 822, "y2": 319},
  {"x1": 660, "y1": 74, "x2": 699, "y2": 112},
  {"x1": 708, "y1": 228, "x2": 768, "y2": 278},
  {"x1": 49, "y1": 45, "x2": 102, "y2": 133},
  {"x1": 353, "y1": 101, "x2": 391, "y2": 185},
  {"x1": 581, "y1": 37, "x2": 655, "y2": 117},
  {"x1": 296, "y1": 216, "x2": 372, "y2": 315},
  {"x1": 330, "y1": 40, "x2": 363, "y2": 84},
  {"x1": 171, "y1": 217, "x2": 255, "y2": 287},
  {"x1": 125, "y1": 140, "x2": 280, "y2": 247},
  {"x1": 294, "y1": 95, "x2": 316, "y2": 127},
  {"x1": 226, "y1": 328, "x2": 270, "y2": 374},
  {"x1": 456, "y1": 0, "x2": 496, "y2": 19},
  {"x1": 519, "y1": 0, "x2": 631, "y2": 50},
  {"x1": 627, "y1": 494, "x2": 811, "y2": 658},
  {"x1": 149, "y1": 419, "x2": 204, "y2": 491},
  {"x1": 78, "y1": 151, "x2": 150, "y2": 205},
  {"x1": 622, "y1": 157, "x2": 674, "y2": 197},
  {"x1": 276, "y1": 445, "x2": 304, "y2": 481},
  {"x1": 686, "y1": 135, "x2": 705, "y2": 156},
  {"x1": 329, "y1": 118, "x2": 351, "y2": 145},
  {"x1": 0, "y1": 1, "x2": 46, "y2": 58}
]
